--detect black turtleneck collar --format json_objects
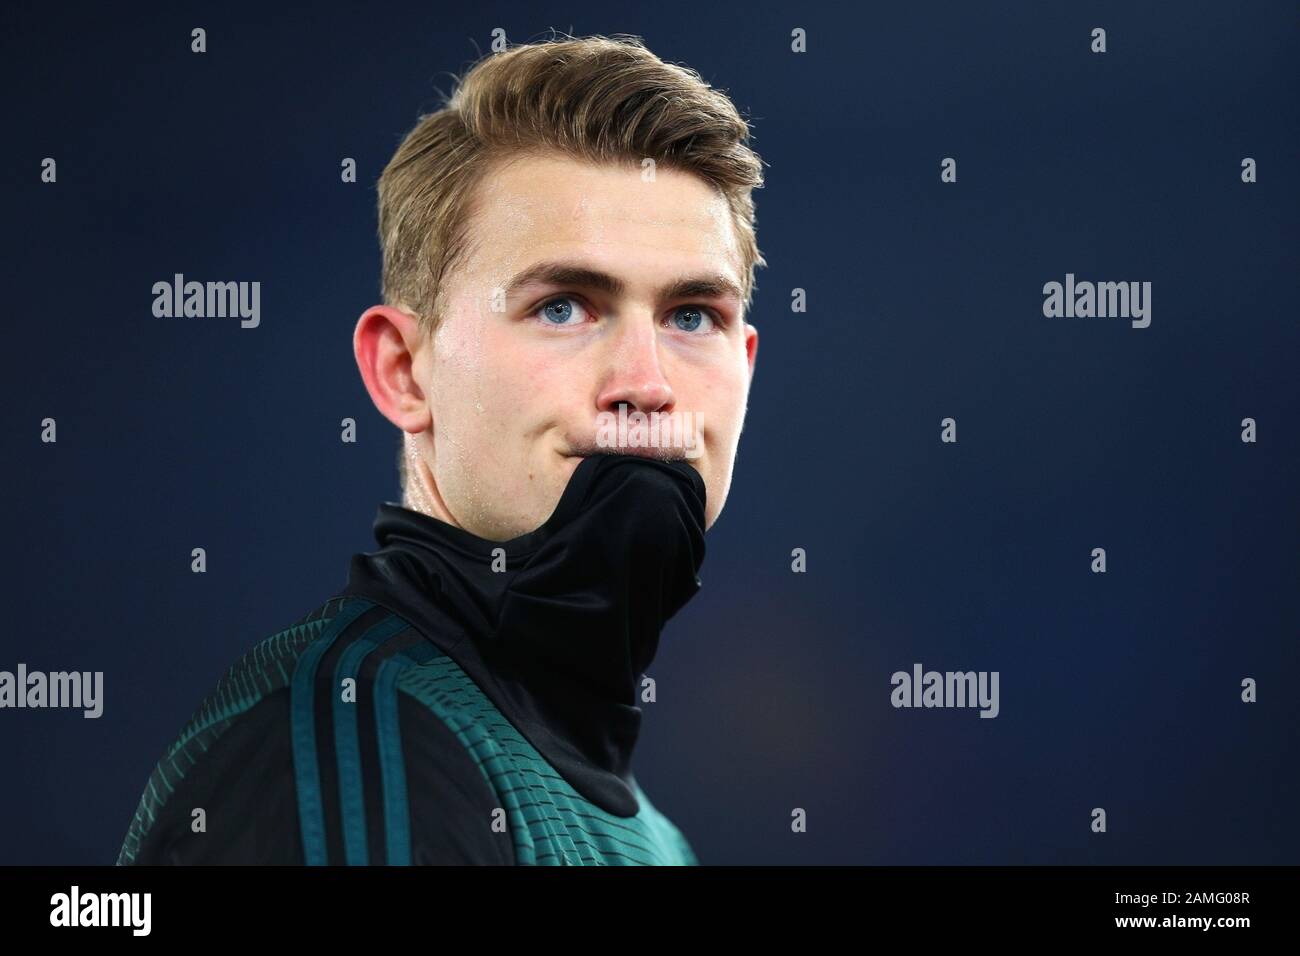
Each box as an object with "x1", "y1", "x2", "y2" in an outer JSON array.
[{"x1": 340, "y1": 453, "x2": 707, "y2": 817}]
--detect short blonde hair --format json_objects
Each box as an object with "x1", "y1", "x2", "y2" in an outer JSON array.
[
  {"x1": 378, "y1": 33, "x2": 767, "y2": 499},
  {"x1": 377, "y1": 32, "x2": 767, "y2": 331}
]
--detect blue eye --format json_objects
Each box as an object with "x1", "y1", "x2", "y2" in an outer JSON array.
[
  {"x1": 533, "y1": 297, "x2": 721, "y2": 333},
  {"x1": 672, "y1": 306, "x2": 715, "y2": 333},
  {"x1": 539, "y1": 297, "x2": 580, "y2": 325}
]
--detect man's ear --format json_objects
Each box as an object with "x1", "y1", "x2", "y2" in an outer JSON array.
[
  {"x1": 353, "y1": 305, "x2": 432, "y2": 434},
  {"x1": 744, "y1": 321, "x2": 759, "y2": 379}
]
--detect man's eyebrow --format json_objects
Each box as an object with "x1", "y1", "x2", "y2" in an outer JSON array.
[{"x1": 502, "y1": 260, "x2": 743, "y2": 305}]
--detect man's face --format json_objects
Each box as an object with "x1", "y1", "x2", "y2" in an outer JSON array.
[{"x1": 412, "y1": 152, "x2": 758, "y2": 541}]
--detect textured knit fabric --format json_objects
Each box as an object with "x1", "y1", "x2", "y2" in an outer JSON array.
[{"x1": 118, "y1": 454, "x2": 704, "y2": 865}]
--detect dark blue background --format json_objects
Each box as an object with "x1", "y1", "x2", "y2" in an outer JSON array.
[{"x1": 3, "y1": 1, "x2": 1297, "y2": 864}]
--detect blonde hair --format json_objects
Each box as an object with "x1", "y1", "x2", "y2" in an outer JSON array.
[{"x1": 377, "y1": 33, "x2": 767, "y2": 499}]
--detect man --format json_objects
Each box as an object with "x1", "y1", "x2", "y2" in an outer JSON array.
[{"x1": 117, "y1": 33, "x2": 764, "y2": 865}]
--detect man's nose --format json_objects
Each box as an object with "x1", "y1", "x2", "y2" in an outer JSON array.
[{"x1": 594, "y1": 318, "x2": 675, "y2": 415}]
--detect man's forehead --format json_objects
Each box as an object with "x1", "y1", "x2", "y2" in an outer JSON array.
[
  {"x1": 475, "y1": 154, "x2": 737, "y2": 249},
  {"x1": 457, "y1": 165, "x2": 739, "y2": 304}
]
